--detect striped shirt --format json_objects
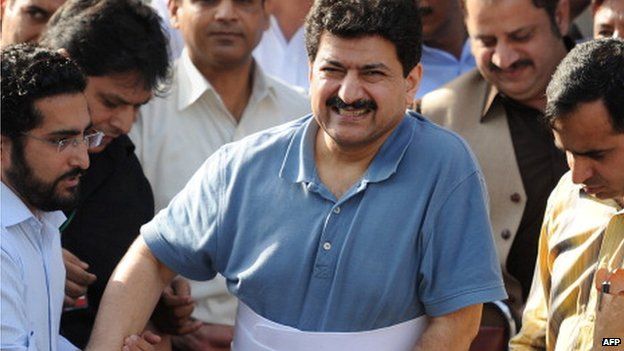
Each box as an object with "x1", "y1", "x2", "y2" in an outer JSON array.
[{"x1": 509, "y1": 171, "x2": 623, "y2": 351}]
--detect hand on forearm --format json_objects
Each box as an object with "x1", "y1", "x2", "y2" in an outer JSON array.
[{"x1": 413, "y1": 304, "x2": 482, "y2": 351}]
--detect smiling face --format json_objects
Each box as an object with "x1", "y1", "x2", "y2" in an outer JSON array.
[
  {"x1": 553, "y1": 99, "x2": 624, "y2": 202},
  {"x1": 1, "y1": 93, "x2": 91, "y2": 211},
  {"x1": 465, "y1": 0, "x2": 569, "y2": 109},
  {"x1": 84, "y1": 72, "x2": 152, "y2": 153},
  {"x1": 593, "y1": 0, "x2": 624, "y2": 39},
  {"x1": 309, "y1": 33, "x2": 421, "y2": 151},
  {"x1": 171, "y1": 0, "x2": 268, "y2": 71},
  {"x1": 0, "y1": 0, "x2": 66, "y2": 47}
]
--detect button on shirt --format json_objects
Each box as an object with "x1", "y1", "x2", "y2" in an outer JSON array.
[
  {"x1": 1, "y1": 182, "x2": 77, "y2": 351},
  {"x1": 253, "y1": 16, "x2": 309, "y2": 91},
  {"x1": 416, "y1": 40, "x2": 476, "y2": 99},
  {"x1": 142, "y1": 113, "x2": 507, "y2": 332}
]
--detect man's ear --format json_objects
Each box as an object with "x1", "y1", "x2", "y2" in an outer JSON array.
[
  {"x1": 555, "y1": 0, "x2": 571, "y2": 36},
  {"x1": 405, "y1": 63, "x2": 423, "y2": 106},
  {"x1": 1, "y1": 135, "x2": 12, "y2": 164},
  {"x1": 168, "y1": 0, "x2": 182, "y2": 29}
]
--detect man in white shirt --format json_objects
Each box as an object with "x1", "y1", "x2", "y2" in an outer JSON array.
[
  {"x1": 416, "y1": 0, "x2": 475, "y2": 99},
  {"x1": 252, "y1": 0, "x2": 312, "y2": 90},
  {"x1": 0, "y1": 44, "x2": 97, "y2": 351},
  {"x1": 132, "y1": 0, "x2": 310, "y2": 349}
]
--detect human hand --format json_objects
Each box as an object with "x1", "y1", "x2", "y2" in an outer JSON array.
[
  {"x1": 152, "y1": 277, "x2": 202, "y2": 335},
  {"x1": 171, "y1": 324, "x2": 234, "y2": 351},
  {"x1": 62, "y1": 248, "x2": 97, "y2": 306},
  {"x1": 122, "y1": 331, "x2": 162, "y2": 351}
]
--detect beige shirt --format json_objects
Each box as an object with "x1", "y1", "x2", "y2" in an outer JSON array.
[{"x1": 132, "y1": 50, "x2": 310, "y2": 324}]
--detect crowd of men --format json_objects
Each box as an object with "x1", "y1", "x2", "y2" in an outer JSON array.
[{"x1": 1, "y1": 0, "x2": 622, "y2": 350}]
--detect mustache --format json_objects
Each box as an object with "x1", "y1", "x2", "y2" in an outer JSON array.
[
  {"x1": 326, "y1": 96, "x2": 377, "y2": 111},
  {"x1": 419, "y1": 6, "x2": 433, "y2": 16},
  {"x1": 59, "y1": 168, "x2": 86, "y2": 182},
  {"x1": 489, "y1": 59, "x2": 533, "y2": 72}
]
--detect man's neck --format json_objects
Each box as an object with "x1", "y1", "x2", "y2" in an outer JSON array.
[
  {"x1": 271, "y1": 3, "x2": 309, "y2": 42},
  {"x1": 424, "y1": 23, "x2": 467, "y2": 60},
  {"x1": 1, "y1": 177, "x2": 38, "y2": 215},
  {"x1": 196, "y1": 59, "x2": 255, "y2": 122},
  {"x1": 313, "y1": 126, "x2": 392, "y2": 199}
]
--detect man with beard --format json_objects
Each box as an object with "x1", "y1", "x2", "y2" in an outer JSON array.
[
  {"x1": 39, "y1": 0, "x2": 170, "y2": 347},
  {"x1": 1, "y1": 43, "x2": 100, "y2": 351},
  {"x1": 88, "y1": 1, "x2": 506, "y2": 350},
  {"x1": 419, "y1": 0, "x2": 573, "y2": 342}
]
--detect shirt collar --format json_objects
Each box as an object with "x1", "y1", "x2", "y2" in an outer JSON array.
[
  {"x1": 178, "y1": 49, "x2": 276, "y2": 111},
  {"x1": 421, "y1": 39, "x2": 473, "y2": 64},
  {"x1": 279, "y1": 112, "x2": 415, "y2": 185},
  {"x1": 1, "y1": 181, "x2": 65, "y2": 229}
]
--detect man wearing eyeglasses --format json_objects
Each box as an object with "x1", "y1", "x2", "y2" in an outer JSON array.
[
  {"x1": 38, "y1": 0, "x2": 171, "y2": 347},
  {"x1": 1, "y1": 43, "x2": 98, "y2": 351}
]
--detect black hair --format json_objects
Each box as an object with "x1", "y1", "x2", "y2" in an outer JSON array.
[
  {"x1": 545, "y1": 38, "x2": 624, "y2": 132},
  {"x1": 1, "y1": 43, "x2": 87, "y2": 139},
  {"x1": 461, "y1": 0, "x2": 562, "y2": 36},
  {"x1": 305, "y1": 0, "x2": 422, "y2": 76},
  {"x1": 40, "y1": 0, "x2": 170, "y2": 93}
]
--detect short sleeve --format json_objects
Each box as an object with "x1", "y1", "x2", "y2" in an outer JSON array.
[
  {"x1": 1, "y1": 243, "x2": 30, "y2": 351},
  {"x1": 141, "y1": 149, "x2": 225, "y2": 281},
  {"x1": 419, "y1": 171, "x2": 507, "y2": 316}
]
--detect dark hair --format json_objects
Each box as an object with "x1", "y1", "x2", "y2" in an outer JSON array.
[
  {"x1": 305, "y1": 0, "x2": 422, "y2": 76},
  {"x1": 40, "y1": 0, "x2": 170, "y2": 93},
  {"x1": 545, "y1": 38, "x2": 624, "y2": 132},
  {"x1": 461, "y1": 0, "x2": 561, "y2": 36},
  {"x1": 1, "y1": 43, "x2": 87, "y2": 139}
]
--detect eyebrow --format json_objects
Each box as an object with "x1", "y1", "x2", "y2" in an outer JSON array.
[
  {"x1": 99, "y1": 92, "x2": 150, "y2": 107},
  {"x1": 46, "y1": 123, "x2": 94, "y2": 138},
  {"x1": 324, "y1": 60, "x2": 391, "y2": 71}
]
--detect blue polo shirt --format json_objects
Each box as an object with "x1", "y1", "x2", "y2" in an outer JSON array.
[{"x1": 143, "y1": 112, "x2": 506, "y2": 332}]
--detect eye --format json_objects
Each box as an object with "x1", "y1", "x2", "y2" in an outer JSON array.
[
  {"x1": 510, "y1": 31, "x2": 532, "y2": 42},
  {"x1": 478, "y1": 37, "x2": 496, "y2": 48},
  {"x1": 24, "y1": 6, "x2": 50, "y2": 22},
  {"x1": 597, "y1": 29, "x2": 614, "y2": 38},
  {"x1": 101, "y1": 98, "x2": 118, "y2": 109}
]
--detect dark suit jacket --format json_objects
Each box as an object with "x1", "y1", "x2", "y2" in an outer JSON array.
[{"x1": 60, "y1": 135, "x2": 154, "y2": 348}]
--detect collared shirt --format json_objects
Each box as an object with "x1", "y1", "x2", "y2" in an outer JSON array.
[
  {"x1": 416, "y1": 40, "x2": 476, "y2": 99},
  {"x1": 132, "y1": 50, "x2": 310, "y2": 325},
  {"x1": 142, "y1": 113, "x2": 506, "y2": 332},
  {"x1": 481, "y1": 87, "x2": 568, "y2": 302},
  {"x1": 1, "y1": 182, "x2": 77, "y2": 351},
  {"x1": 252, "y1": 16, "x2": 309, "y2": 91},
  {"x1": 510, "y1": 172, "x2": 623, "y2": 351}
]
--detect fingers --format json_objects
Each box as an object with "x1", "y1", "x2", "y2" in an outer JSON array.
[
  {"x1": 123, "y1": 334, "x2": 160, "y2": 351},
  {"x1": 65, "y1": 278, "x2": 89, "y2": 298},
  {"x1": 63, "y1": 249, "x2": 97, "y2": 286},
  {"x1": 63, "y1": 295, "x2": 76, "y2": 308},
  {"x1": 171, "y1": 277, "x2": 191, "y2": 296},
  {"x1": 141, "y1": 330, "x2": 162, "y2": 345},
  {"x1": 174, "y1": 319, "x2": 203, "y2": 335}
]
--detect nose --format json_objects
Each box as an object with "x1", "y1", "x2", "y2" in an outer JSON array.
[
  {"x1": 69, "y1": 142, "x2": 90, "y2": 170},
  {"x1": 569, "y1": 154, "x2": 594, "y2": 185},
  {"x1": 491, "y1": 42, "x2": 520, "y2": 70},
  {"x1": 337, "y1": 71, "x2": 365, "y2": 104},
  {"x1": 215, "y1": 0, "x2": 237, "y2": 21},
  {"x1": 109, "y1": 107, "x2": 136, "y2": 135}
]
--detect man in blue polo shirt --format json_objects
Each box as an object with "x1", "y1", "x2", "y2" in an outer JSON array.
[{"x1": 87, "y1": 1, "x2": 506, "y2": 350}]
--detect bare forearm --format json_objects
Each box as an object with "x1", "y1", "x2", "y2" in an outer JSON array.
[
  {"x1": 86, "y1": 236, "x2": 176, "y2": 351},
  {"x1": 413, "y1": 304, "x2": 482, "y2": 351}
]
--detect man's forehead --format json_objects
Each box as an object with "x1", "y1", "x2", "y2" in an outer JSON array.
[
  {"x1": 15, "y1": 0, "x2": 66, "y2": 11},
  {"x1": 88, "y1": 73, "x2": 152, "y2": 105},
  {"x1": 314, "y1": 33, "x2": 399, "y2": 66}
]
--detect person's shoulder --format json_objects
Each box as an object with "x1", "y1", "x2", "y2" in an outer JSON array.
[
  {"x1": 220, "y1": 115, "x2": 311, "y2": 161},
  {"x1": 404, "y1": 111, "x2": 479, "y2": 170},
  {"x1": 266, "y1": 75, "x2": 309, "y2": 105},
  {"x1": 420, "y1": 69, "x2": 488, "y2": 111}
]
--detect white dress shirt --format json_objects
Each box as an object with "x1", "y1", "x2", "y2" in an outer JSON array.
[
  {"x1": 1, "y1": 182, "x2": 77, "y2": 351},
  {"x1": 253, "y1": 16, "x2": 310, "y2": 91},
  {"x1": 132, "y1": 50, "x2": 310, "y2": 325}
]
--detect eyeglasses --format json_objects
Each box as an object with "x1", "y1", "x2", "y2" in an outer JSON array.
[{"x1": 22, "y1": 130, "x2": 105, "y2": 153}]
